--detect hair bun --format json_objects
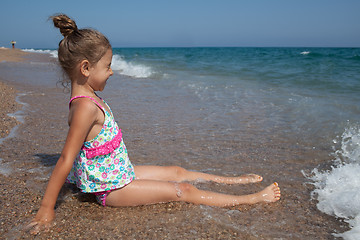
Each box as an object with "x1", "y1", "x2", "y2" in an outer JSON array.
[{"x1": 51, "y1": 14, "x2": 78, "y2": 37}]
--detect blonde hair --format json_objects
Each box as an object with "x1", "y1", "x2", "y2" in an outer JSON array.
[{"x1": 51, "y1": 14, "x2": 111, "y2": 85}]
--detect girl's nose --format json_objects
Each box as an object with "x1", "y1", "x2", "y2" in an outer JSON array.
[{"x1": 110, "y1": 67, "x2": 113, "y2": 76}]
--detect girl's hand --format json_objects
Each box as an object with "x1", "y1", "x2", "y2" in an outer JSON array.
[{"x1": 26, "y1": 207, "x2": 55, "y2": 235}]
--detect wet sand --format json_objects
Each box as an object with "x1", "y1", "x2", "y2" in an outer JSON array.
[
  {"x1": 0, "y1": 48, "x2": 28, "y2": 138},
  {"x1": 0, "y1": 50, "x2": 349, "y2": 239},
  {"x1": 0, "y1": 80, "x2": 20, "y2": 139},
  {"x1": 0, "y1": 48, "x2": 30, "y2": 63}
]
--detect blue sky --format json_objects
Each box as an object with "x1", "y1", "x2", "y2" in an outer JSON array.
[{"x1": 0, "y1": 0, "x2": 359, "y2": 48}]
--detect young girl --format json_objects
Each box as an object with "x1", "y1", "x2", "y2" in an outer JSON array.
[{"x1": 28, "y1": 14, "x2": 280, "y2": 234}]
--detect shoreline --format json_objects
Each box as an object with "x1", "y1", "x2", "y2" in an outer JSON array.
[
  {"x1": 0, "y1": 80, "x2": 21, "y2": 140},
  {"x1": 0, "y1": 48, "x2": 34, "y2": 142},
  {"x1": 0, "y1": 49, "x2": 350, "y2": 239},
  {"x1": 0, "y1": 48, "x2": 30, "y2": 63}
]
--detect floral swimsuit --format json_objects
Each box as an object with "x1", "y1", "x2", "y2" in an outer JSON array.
[{"x1": 66, "y1": 96, "x2": 136, "y2": 206}]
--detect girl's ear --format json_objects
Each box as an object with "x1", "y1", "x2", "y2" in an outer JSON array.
[{"x1": 80, "y1": 59, "x2": 91, "y2": 77}]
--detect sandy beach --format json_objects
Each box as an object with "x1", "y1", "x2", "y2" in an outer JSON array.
[
  {"x1": 0, "y1": 48, "x2": 30, "y2": 63},
  {"x1": 0, "y1": 80, "x2": 20, "y2": 139},
  {"x1": 0, "y1": 49, "x2": 349, "y2": 239},
  {"x1": 0, "y1": 48, "x2": 29, "y2": 138}
]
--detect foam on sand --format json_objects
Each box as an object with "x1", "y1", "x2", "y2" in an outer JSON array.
[{"x1": 307, "y1": 124, "x2": 360, "y2": 239}]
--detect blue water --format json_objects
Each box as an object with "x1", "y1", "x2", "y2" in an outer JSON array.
[
  {"x1": 111, "y1": 47, "x2": 360, "y2": 143},
  {"x1": 11, "y1": 47, "x2": 360, "y2": 238},
  {"x1": 113, "y1": 47, "x2": 360, "y2": 92}
]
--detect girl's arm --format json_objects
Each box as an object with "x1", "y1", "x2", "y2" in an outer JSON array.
[{"x1": 28, "y1": 100, "x2": 99, "y2": 234}]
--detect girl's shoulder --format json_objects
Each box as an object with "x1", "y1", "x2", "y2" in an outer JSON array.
[
  {"x1": 70, "y1": 97, "x2": 100, "y2": 112},
  {"x1": 68, "y1": 98, "x2": 100, "y2": 126}
]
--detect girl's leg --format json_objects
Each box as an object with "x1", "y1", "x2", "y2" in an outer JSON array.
[
  {"x1": 105, "y1": 179, "x2": 280, "y2": 207},
  {"x1": 134, "y1": 165, "x2": 263, "y2": 184}
]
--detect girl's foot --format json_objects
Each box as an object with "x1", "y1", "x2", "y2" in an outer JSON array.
[{"x1": 251, "y1": 182, "x2": 281, "y2": 203}]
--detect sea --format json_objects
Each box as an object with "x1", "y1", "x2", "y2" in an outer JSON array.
[{"x1": 8, "y1": 47, "x2": 360, "y2": 238}]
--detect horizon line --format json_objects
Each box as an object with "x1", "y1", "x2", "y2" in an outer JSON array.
[{"x1": 15, "y1": 45, "x2": 360, "y2": 50}]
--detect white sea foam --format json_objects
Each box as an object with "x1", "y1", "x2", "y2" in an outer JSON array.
[
  {"x1": 22, "y1": 49, "x2": 154, "y2": 78},
  {"x1": 307, "y1": 124, "x2": 360, "y2": 239},
  {"x1": 0, "y1": 93, "x2": 28, "y2": 146},
  {"x1": 22, "y1": 48, "x2": 58, "y2": 58},
  {"x1": 0, "y1": 93, "x2": 29, "y2": 176},
  {"x1": 111, "y1": 54, "x2": 154, "y2": 78},
  {"x1": 300, "y1": 51, "x2": 310, "y2": 55}
]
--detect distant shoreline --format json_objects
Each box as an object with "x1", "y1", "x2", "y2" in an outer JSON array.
[
  {"x1": 0, "y1": 48, "x2": 30, "y2": 62},
  {"x1": 0, "y1": 48, "x2": 29, "y2": 140}
]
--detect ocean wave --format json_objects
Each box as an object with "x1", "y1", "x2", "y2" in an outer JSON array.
[
  {"x1": 300, "y1": 51, "x2": 310, "y2": 55},
  {"x1": 22, "y1": 48, "x2": 58, "y2": 58},
  {"x1": 21, "y1": 49, "x2": 154, "y2": 78},
  {"x1": 306, "y1": 124, "x2": 360, "y2": 239},
  {"x1": 111, "y1": 54, "x2": 154, "y2": 78}
]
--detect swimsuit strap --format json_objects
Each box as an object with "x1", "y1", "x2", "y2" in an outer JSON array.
[
  {"x1": 95, "y1": 93, "x2": 114, "y2": 117},
  {"x1": 69, "y1": 96, "x2": 105, "y2": 111}
]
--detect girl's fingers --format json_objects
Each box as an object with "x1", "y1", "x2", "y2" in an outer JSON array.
[
  {"x1": 25, "y1": 219, "x2": 55, "y2": 235},
  {"x1": 24, "y1": 221, "x2": 47, "y2": 235},
  {"x1": 24, "y1": 221, "x2": 38, "y2": 231},
  {"x1": 30, "y1": 224, "x2": 41, "y2": 235}
]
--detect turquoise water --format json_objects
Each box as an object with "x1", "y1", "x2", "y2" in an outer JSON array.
[
  {"x1": 113, "y1": 47, "x2": 360, "y2": 92},
  {"x1": 111, "y1": 47, "x2": 360, "y2": 143}
]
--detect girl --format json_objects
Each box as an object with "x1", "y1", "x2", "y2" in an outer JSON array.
[{"x1": 28, "y1": 14, "x2": 280, "y2": 234}]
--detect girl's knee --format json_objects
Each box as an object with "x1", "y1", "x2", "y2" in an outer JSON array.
[
  {"x1": 169, "y1": 166, "x2": 187, "y2": 178},
  {"x1": 175, "y1": 182, "x2": 196, "y2": 199}
]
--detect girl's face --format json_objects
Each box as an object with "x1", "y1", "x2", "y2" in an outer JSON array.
[{"x1": 87, "y1": 49, "x2": 113, "y2": 91}]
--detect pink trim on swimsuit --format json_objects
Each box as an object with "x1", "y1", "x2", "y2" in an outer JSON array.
[
  {"x1": 83, "y1": 130, "x2": 122, "y2": 158},
  {"x1": 69, "y1": 95, "x2": 104, "y2": 110}
]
